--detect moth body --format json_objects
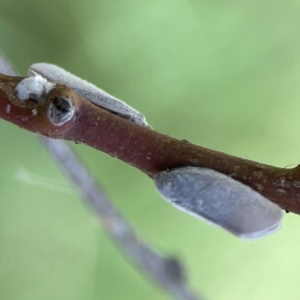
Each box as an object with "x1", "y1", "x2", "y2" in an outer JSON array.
[{"x1": 28, "y1": 63, "x2": 149, "y2": 127}]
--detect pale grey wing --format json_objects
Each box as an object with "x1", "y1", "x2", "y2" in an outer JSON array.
[
  {"x1": 28, "y1": 63, "x2": 148, "y2": 127},
  {"x1": 72, "y1": 87, "x2": 147, "y2": 126},
  {"x1": 154, "y1": 167, "x2": 283, "y2": 239}
]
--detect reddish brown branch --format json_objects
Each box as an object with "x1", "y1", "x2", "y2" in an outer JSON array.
[
  {"x1": 0, "y1": 73, "x2": 299, "y2": 214},
  {"x1": 0, "y1": 72, "x2": 204, "y2": 300}
]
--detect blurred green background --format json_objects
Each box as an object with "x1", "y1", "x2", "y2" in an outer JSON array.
[{"x1": 0, "y1": 1, "x2": 300, "y2": 299}]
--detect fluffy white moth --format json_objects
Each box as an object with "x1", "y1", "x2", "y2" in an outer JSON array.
[
  {"x1": 154, "y1": 167, "x2": 283, "y2": 239},
  {"x1": 27, "y1": 63, "x2": 149, "y2": 127},
  {"x1": 15, "y1": 74, "x2": 54, "y2": 101}
]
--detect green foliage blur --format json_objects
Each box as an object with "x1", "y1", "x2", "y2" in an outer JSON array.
[{"x1": 1, "y1": 1, "x2": 300, "y2": 299}]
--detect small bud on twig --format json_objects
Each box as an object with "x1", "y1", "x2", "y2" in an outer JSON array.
[{"x1": 154, "y1": 167, "x2": 283, "y2": 239}]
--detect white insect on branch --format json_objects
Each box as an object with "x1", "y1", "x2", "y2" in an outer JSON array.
[
  {"x1": 15, "y1": 73, "x2": 75, "y2": 126},
  {"x1": 28, "y1": 63, "x2": 149, "y2": 127},
  {"x1": 1, "y1": 55, "x2": 204, "y2": 300},
  {"x1": 15, "y1": 74, "x2": 54, "y2": 101},
  {"x1": 154, "y1": 167, "x2": 283, "y2": 239}
]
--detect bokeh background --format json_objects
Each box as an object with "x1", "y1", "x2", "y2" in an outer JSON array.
[{"x1": 1, "y1": 1, "x2": 300, "y2": 299}]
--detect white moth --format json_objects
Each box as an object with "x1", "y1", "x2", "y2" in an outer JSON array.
[
  {"x1": 15, "y1": 74, "x2": 54, "y2": 101},
  {"x1": 154, "y1": 166, "x2": 283, "y2": 239},
  {"x1": 27, "y1": 63, "x2": 149, "y2": 127},
  {"x1": 15, "y1": 74, "x2": 75, "y2": 126}
]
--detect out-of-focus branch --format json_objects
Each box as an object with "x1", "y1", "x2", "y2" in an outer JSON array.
[
  {"x1": 0, "y1": 72, "x2": 298, "y2": 214},
  {"x1": 0, "y1": 55, "x2": 205, "y2": 300},
  {"x1": 0, "y1": 51, "x2": 17, "y2": 76},
  {"x1": 41, "y1": 138, "x2": 204, "y2": 300}
]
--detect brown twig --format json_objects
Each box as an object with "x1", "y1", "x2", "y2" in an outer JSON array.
[
  {"x1": 0, "y1": 73, "x2": 298, "y2": 214},
  {"x1": 0, "y1": 62, "x2": 205, "y2": 299}
]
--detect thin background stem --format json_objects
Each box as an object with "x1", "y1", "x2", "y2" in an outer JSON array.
[{"x1": 0, "y1": 52, "x2": 205, "y2": 300}]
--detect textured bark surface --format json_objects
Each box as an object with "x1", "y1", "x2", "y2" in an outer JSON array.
[{"x1": 0, "y1": 73, "x2": 299, "y2": 214}]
